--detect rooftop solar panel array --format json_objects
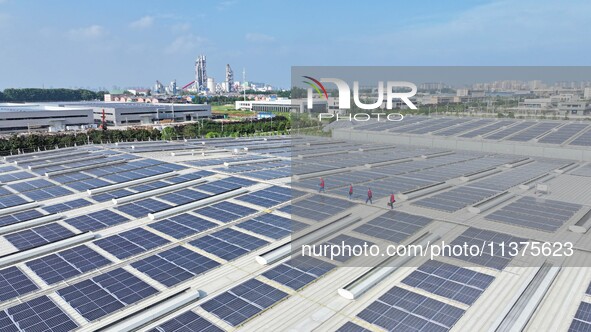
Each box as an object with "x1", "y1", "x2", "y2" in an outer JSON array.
[
  {"x1": 506, "y1": 122, "x2": 560, "y2": 141},
  {"x1": 94, "y1": 228, "x2": 170, "y2": 259},
  {"x1": 569, "y1": 302, "x2": 591, "y2": 332},
  {"x1": 0, "y1": 209, "x2": 44, "y2": 227},
  {"x1": 0, "y1": 266, "x2": 39, "y2": 302},
  {"x1": 42, "y1": 198, "x2": 92, "y2": 214},
  {"x1": 194, "y1": 201, "x2": 257, "y2": 223},
  {"x1": 263, "y1": 256, "x2": 336, "y2": 290},
  {"x1": 64, "y1": 209, "x2": 130, "y2": 232},
  {"x1": 485, "y1": 196, "x2": 582, "y2": 232},
  {"x1": 5, "y1": 223, "x2": 76, "y2": 251},
  {"x1": 402, "y1": 260, "x2": 495, "y2": 305},
  {"x1": 569, "y1": 128, "x2": 591, "y2": 146},
  {"x1": 538, "y1": 123, "x2": 588, "y2": 144},
  {"x1": 201, "y1": 278, "x2": 288, "y2": 326},
  {"x1": 0, "y1": 171, "x2": 34, "y2": 183},
  {"x1": 58, "y1": 268, "x2": 158, "y2": 321},
  {"x1": 448, "y1": 228, "x2": 526, "y2": 270},
  {"x1": 189, "y1": 228, "x2": 269, "y2": 260},
  {"x1": 434, "y1": 119, "x2": 493, "y2": 137},
  {"x1": 146, "y1": 310, "x2": 223, "y2": 332},
  {"x1": 132, "y1": 246, "x2": 220, "y2": 287},
  {"x1": 236, "y1": 213, "x2": 308, "y2": 239},
  {"x1": 26, "y1": 244, "x2": 112, "y2": 285},
  {"x1": 149, "y1": 213, "x2": 218, "y2": 239},
  {"x1": 354, "y1": 211, "x2": 432, "y2": 243},
  {"x1": 484, "y1": 122, "x2": 537, "y2": 140},
  {"x1": 413, "y1": 186, "x2": 499, "y2": 212},
  {"x1": 357, "y1": 286, "x2": 465, "y2": 332},
  {"x1": 459, "y1": 120, "x2": 514, "y2": 138},
  {"x1": 117, "y1": 198, "x2": 173, "y2": 218},
  {"x1": 0, "y1": 295, "x2": 78, "y2": 332},
  {"x1": 235, "y1": 186, "x2": 293, "y2": 208},
  {"x1": 337, "y1": 322, "x2": 373, "y2": 332},
  {"x1": 291, "y1": 194, "x2": 354, "y2": 221}
]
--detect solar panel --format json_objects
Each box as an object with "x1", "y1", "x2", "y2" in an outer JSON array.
[
  {"x1": 4, "y1": 223, "x2": 75, "y2": 251},
  {"x1": 569, "y1": 128, "x2": 591, "y2": 146},
  {"x1": 149, "y1": 213, "x2": 217, "y2": 239},
  {"x1": 189, "y1": 228, "x2": 269, "y2": 260},
  {"x1": 201, "y1": 279, "x2": 288, "y2": 326},
  {"x1": 92, "y1": 188, "x2": 135, "y2": 202},
  {"x1": 132, "y1": 246, "x2": 219, "y2": 287},
  {"x1": 337, "y1": 322, "x2": 372, "y2": 332},
  {"x1": 94, "y1": 228, "x2": 170, "y2": 259},
  {"x1": 43, "y1": 198, "x2": 92, "y2": 214},
  {"x1": 506, "y1": 122, "x2": 559, "y2": 142},
  {"x1": 412, "y1": 186, "x2": 499, "y2": 212},
  {"x1": 117, "y1": 198, "x2": 173, "y2": 218},
  {"x1": 357, "y1": 286, "x2": 464, "y2": 331},
  {"x1": 485, "y1": 196, "x2": 582, "y2": 232},
  {"x1": 26, "y1": 245, "x2": 112, "y2": 285},
  {"x1": 146, "y1": 310, "x2": 223, "y2": 332},
  {"x1": 353, "y1": 210, "x2": 432, "y2": 243},
  {"x1": 291, "y1": 195, "x2": 354, "y2": 222},
  {"x1": 459, "y1": 120, "x2": 514, "y2": 138},
  {"x1": 318, "y1": 235, "x2": 375, "y2": 262},
  {"x1": 236, "y1": 213, "x2": 308, "y2": 239},
  {"x1": 65, "y1": 178, "x2": 112, "y2": 191},
  {"x1": 49, "y1": 172, "x2": 92, "y2": 184},
  {"x1": 65, "y1": 209, "x2": 130, "y2": 232},
  {"x1": 539, "y1": 123, "x2": 588, "y2": 144},
  {"x1": 165, "y1": 171, "x2": 212, "y2": 184},
  {"x1": 0, "y1": 209, "x2": 44, "y2": 227},
  {"x1": 235, "y1": 186, "x2": 292, "y2": 208},
  {"x1": 158, "y1": 188, "x2": 210, "y2": 205},
  {"x1": 569, "y1": 302, "x2": 591, "y2": 332},
  {"x1": 0, "y1": 266, "x2": 38, "y2": 301},
  {"x1": 0, "y1": 171, "x2": 35, "y2": 183},
  {"x1": 196, "y1": 180, "x2": 242, "y2": 194},
  {"x1": 22, "y1": 185, "x2": 74, "y2": 201},
  {"x1": 58, "y1": 268, "x2": 158, "y2": 321},
  {"x1": 485, "y1": 122, "x2": 536, "y2": 140},
  {"x1": 194, "y1": 201, "x2": 257, "y2": 223},
  {"x1": 7, "y1": 178, "x2": 54, "y2": 192},
  {"x1": 1, "y1": 295, "x2": 78, "y2": 332},
  {"x1": 262, "y1": 256, "x2": 336, "y2": 290},
  {"x1": 0, "y1": 194, "x2": 29, "y2": 209},
  {"x1": 402, "y1": 260, "x2": 495, "y2": 305},
  {"x1": 448, "y1": 227, "x2": 526, "y2": 270}
]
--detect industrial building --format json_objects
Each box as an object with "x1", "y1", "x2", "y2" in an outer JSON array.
[
  {"x1": 1, "y1": 116, "x2": 591, "y2": 332},
  {"x1": 235, "y1": 99, "x2": 328, "y2": 113},
  {"x1": 0, "y1": 104, "x2": 94, "y2": 132},
  {"x1": 58, "y1": 102, "x2": 211, "y2": 126}
]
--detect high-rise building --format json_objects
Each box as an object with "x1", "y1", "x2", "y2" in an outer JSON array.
[
  {"x1": 195, "y1": 55, "x2": 207, "y2": 91},
  {"x1": 225, "y1": 64, "x2": 234, "y2": 92}
]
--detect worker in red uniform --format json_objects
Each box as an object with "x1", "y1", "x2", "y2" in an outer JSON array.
[
  {"x1": 366, "y1": 188, "x2": 373, "y2": 204},
  {"x1": 389, "y1": 192, "x2": 396, "y2": 209},
  {"x1": 348, "y1": 184, "x2": 353, "y2": 200},
  {"x1": 319, "y1": 177, "x2": 325, "y2": 193}
]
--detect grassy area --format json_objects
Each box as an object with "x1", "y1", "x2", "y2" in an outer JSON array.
[{"x1": 211, "y1": 104, "x2": 255, "y2": 117}]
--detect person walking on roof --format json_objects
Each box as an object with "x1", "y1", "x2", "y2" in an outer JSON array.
[
  {"x1": 389, "y1": 192, "x2": 396, "y2": 209},
  {"x1": 348, "y1": 184, "x2": 353, "y2": 200},
  {"x1": 366, "y1": 188, "x2": 373, "y2": 204},
  {"x1": 319, "y1": 177, "x2": 325, "y2": 193}
]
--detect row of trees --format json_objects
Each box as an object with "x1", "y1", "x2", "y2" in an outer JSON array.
[
  {"x1": 0, "y1": 117, "x2": 291, "y2": 155},
  {"x1": 0, "y1": 88, "x2": 107, "y2": 102}
]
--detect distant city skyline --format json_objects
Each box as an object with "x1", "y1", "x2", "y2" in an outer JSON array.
[{"x1": 0, "y1": 0, "x2": 590, "y2": 90}]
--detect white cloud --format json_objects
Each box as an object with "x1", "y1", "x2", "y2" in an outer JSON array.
[
  {"x1": 68, "y1": 25, "x2": 105, "y2": 40},
  {"x1": 171, "y1": 22, "x2": 191, "y2": 32},
  {"x1": 245, "y1": 32, "x2": 275, "y2": 43},
  {"x1": 217, "y1": 0, "x2": 237, "y2": 10},
  {"x1": 130, "y1": 16, "x2": 154, "y2": 30},
  {"x1": 165, "y1": 34, "x2": 205, "y2": 54}
]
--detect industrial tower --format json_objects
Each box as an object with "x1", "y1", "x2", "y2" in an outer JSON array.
[
  {"x1": 225, "y1": 64, "x2": 234, "y2": 92},
  {"x1": 195, "y1": 55, "x2": 207, "y2": 91}
]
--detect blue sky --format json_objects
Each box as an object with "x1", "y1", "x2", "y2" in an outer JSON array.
[{"x1": 0, "y1": 0, "x2": 589, "y2": 90}]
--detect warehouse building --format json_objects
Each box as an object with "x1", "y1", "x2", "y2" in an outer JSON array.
[
  {"x1": 0, "y1": 104, "x2": 94, "y2": 133},
  {"x1": 59, "y1": 102, "x2": 211, "y2": 126}
]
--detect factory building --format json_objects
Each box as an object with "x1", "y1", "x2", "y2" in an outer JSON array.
[
  {"x1": 58, "y1": 102, "x2": 211, "y2": 126},
  {"x1": 235, "y1": 99, "x2": 328, "y2": 113},
  {"x1": 0, "y1": 104, "x2": 94, "y2": 132}
]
